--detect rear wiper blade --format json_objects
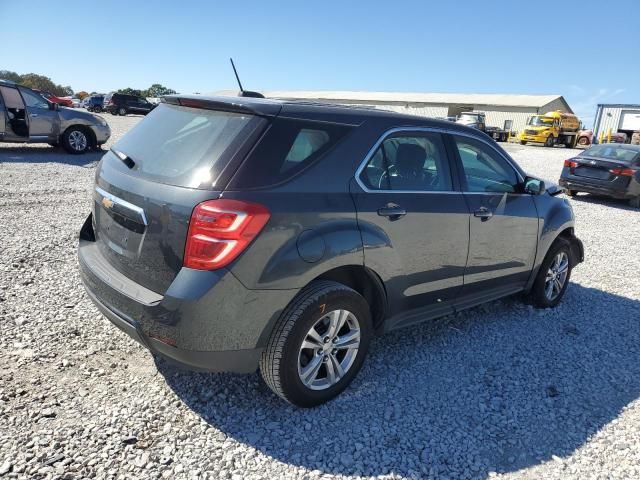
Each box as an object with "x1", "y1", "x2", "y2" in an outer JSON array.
[{"x1": 111, "y1": 148, "x2": 135, "y2": 169}]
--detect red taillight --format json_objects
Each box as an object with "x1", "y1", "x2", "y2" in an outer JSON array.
[
  {"x1": 183, "y1": 199, "x2": 270, "y2": 270},
  {"x1": 564, "y1": 159, "x2": 578, "y2": 168},
  {"x1": 609, "y1": 167, "x2": 636, "y2": 177}
]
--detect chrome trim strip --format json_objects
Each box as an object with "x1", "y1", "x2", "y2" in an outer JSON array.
[
  {"x1": 95, "y1": 186, "x2": 148, "y2": 226},
  {"x1": 353, "y1": 126, "x2": 525, "y2": 194}
]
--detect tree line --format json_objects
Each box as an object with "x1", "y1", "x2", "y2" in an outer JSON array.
[
  {"x1": 0, "y1": 70, "x2": 177, "y2": 99},
  {"x1": 0, "y1": 70, "x2": 73, "y2": 97}
]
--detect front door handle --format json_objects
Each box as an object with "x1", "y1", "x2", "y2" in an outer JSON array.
[
  {"x1": 29, "y1": 113, "x2": 38, "y2": 118},
  {"x1": 377, "y1": 203, "x2": 406, "y2": 221},
  {"x1": 473, "y1": 207, "x2": 493, "y2": 220}
]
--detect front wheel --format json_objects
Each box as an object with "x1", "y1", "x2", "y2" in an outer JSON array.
[
  {"x1": 520, "y1": 140, "x2": 527, "y2": 145},
  {"x1": 578, "y1": 136, "x2": 590, "y2": 146},
  {"x1": 118, "y1": 107, "x2": 127, "y2": 116},
  {"x1": 62, "y1": 127, "x2": 91, "y2": 154},
  {"x1": 566, "y1": 189, "x2": 578, "y2": 197},
  {"x1": 260, "y1": 281, "x2": 372, "y2": 407},
  {"x1": 527, "y1": 238, "x2": 574, "y2": 308},
  {"x1": 545, "y1": 136, "x2": 555, "y2": 147},
  {"x1": 630, "y1": 196, "x2": 640, "y2": 208}
]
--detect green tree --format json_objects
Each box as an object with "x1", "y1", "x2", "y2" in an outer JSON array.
[
  {"x1": 144, "y1": 84, "x2": 177, "y2": 98},
  {"x1": 0, "y1": 70, "x2": 22, "y2": 83},
  {"x1": 117, "y1": 87, "x2": 143, "y2": 96}
]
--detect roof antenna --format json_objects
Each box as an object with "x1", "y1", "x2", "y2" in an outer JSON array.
[{"x1": 230, "y1": 58, "x2": 264, "y2": 98}]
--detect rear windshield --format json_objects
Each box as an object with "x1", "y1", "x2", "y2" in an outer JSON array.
[
  {"x1": 231, "y1": 117, "x2": 352, "y2": 188},
  {"x1": 110, "y1": 103, "x2": 257, "y2": 188},
  {"x1": 582, "y1": 144, "x2": 639, "y2": 163}
]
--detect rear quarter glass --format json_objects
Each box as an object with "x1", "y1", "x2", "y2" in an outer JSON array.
[
  {"x1": 229, "y1": 117, "x2": 353, "y2": 189},
  {"x1": 106, "y1": 104, "x2": 263, "y2": 189}
]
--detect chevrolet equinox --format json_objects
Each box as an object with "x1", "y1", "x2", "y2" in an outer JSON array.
[{"x1": 78, "y1": 95, "x2": 584, "y2": 407}]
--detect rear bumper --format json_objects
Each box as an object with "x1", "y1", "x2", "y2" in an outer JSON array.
[
  {"x1": 559, "y1": 177, "x2": 636, "y2": 199},
  {"x1": 78, "y1": 218, "x2": 298, "y2": 373},
  {"x1": 82, "y1": 284, "x2": 262, "y2": 373}
]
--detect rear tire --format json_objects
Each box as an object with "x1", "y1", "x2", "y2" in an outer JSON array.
[
  {"x1": 520, "y1": 140, "x2": 527, "y2": 145},
  {"x1": 118, "y1": 107, "x2": 127, "y2": 116},
  {"x1": 527, "y1": 238, "x2": 574, "y2": 308},
  {"x1": 578, "y1": 136, "x2": 590, "y2": 146},
  {"x1": 566, "y1": 189, "x2": 578, "y2": 197},
  {"x1": 630, "y1": 197, "x2": 640, "y2": 208},
  {"x1": 260, "y1": 281, "x2": 372, "y2": 407}
]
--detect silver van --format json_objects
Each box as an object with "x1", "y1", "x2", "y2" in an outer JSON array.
[{"x1": 0, "y1": 79, "x2": 110, "y2": 153}]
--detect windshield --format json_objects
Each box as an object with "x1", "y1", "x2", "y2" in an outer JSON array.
[
  {"x1": 458, "y1": 114, "x2": 480, "y2": 124},
  {"x1": 581, "y1": 145, "x2": 639, "y2": 163},
  {"x1": 527, "y1": 116, "x2": 554, "y2": 127}
]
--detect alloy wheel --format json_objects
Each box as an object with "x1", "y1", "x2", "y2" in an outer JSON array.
[
  {"x1": 69, "y1": 130, "x2": 87, "y2": 152},
  {"x1": 544, "y1": 251, "x2": 569, "y2": 301},
  {"x1": 297, "y1": 309, "x2": 360, "y2": 391}
]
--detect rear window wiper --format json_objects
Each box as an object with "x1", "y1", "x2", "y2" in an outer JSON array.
[{"x1": 111, "y1": 148, "x2": 135, "y2": 169}]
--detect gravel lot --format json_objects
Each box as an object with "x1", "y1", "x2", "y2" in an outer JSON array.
[{"x1": 1, "y1": 114, "x2": 639, "y2": 480}]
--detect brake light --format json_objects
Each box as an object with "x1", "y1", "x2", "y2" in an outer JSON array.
[
  {"x1": 609, "y1": 167, "x2": 637, "y2": 177},
  {"x1": 184, "y1": 199, "x2": 270, "y2": 270},
  {"x1": 564, "y1": 159, "x2": 578, "y2": 168}
]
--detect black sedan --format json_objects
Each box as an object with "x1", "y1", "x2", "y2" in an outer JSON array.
[{"x1": 559, "y1": 144, "x2": 640, "y2": 208}]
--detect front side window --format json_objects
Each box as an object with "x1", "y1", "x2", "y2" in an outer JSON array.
[
  {"x1": 360, "y1": 132, "x2": 453, "y2": 192},
  {"x1": 453, "y1": 135, "x2": 519, "y2": 193},
  {"x1": 20, "y1": 89, "x2": 50, "y2": 109}
]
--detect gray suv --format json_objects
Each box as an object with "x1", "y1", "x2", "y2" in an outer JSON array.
[
  {"x1": 0, "y1": 79, "x2": 110, "y2": 153},
  {"x1": 78, "y1": 95, "x2": 583, "y2": 407}
]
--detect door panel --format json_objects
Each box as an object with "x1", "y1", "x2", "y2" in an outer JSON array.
[
  {"x1": 462, "y1": 192, "x2": 538, "y2": 293},
  {"x1": 352, "y1": 130, "x2": 470, "y2": 326},
  {"x1": 19, "y1": 88, "x2": 57, "y2": 138},
  {"x1": 450, "y1": 134, "x2": 539, "y2": 300},
  {"x1": 27, "y1": 107, "x2": 57, "y2": 137}
]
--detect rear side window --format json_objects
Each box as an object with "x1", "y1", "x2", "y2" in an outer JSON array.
[
  {"x1": 109, "y1": 103, "x2": 258, "y2": 188},
  {"x1": 231, "y1": 118, "x2": 352, "y2": 188}
]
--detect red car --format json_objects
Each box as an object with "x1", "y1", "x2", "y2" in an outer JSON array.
[{"x1": 39, "y1": 91, "x2": 73, "y2": 108}]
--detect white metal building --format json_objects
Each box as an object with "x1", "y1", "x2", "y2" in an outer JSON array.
[
  {"x1": 593, "y1": 104, "x2": 640, "y2": 140},
  {"x1": 243, "y1": 90, "x2": 573, "y2": 133}
]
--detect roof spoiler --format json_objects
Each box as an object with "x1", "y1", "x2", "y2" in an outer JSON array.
[{"x1": 161, "y1": 95, "x2": 281, "y2": 117}]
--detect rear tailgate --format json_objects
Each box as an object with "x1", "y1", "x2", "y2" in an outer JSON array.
[{"x1": 90, "y1": 100, "x2": 272, "y2": 294}]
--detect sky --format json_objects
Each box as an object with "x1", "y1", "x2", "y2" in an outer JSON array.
[{"x1": 1, "y1": 0, "x2": 638, "y2": 127}]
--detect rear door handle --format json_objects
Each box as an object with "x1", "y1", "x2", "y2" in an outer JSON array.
[
  {"x1": 377, "y1": 204, "x2": 407, "y2": 220},
  {"x1": 473, "y1": 207, "x2": 493, "y2": 220}
]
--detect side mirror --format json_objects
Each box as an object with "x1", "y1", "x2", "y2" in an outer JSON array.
[{"x1": 524, "y1": 176, "x2": 546, "y2": 195}]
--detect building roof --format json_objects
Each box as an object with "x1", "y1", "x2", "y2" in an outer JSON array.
[{"x1": 240, "y1": 90, "x2": 566, "y2": 109}]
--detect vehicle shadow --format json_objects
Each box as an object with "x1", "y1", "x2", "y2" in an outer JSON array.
[
  {"x1": 571, "y1": 193, "x2": 636, "y2": 211},
  {"x1": 0, "y1": 145, "x2": 103, "y2": 166},
  {"x1": 158, "y1": 283, "x2": 640, "y2": 478}
]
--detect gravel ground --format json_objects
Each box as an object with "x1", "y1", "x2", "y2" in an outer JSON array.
[{"x1": 1, "y1": 115, "x2": 639, "y2": 480}]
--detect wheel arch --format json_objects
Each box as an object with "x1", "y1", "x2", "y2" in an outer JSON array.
[{"x1": 314, "y1": 265, "x2": 387, "y2": 332}]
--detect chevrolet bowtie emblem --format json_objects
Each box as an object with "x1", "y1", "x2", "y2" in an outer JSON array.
[{"x1": 101, "y1": 197, "x2": 114, "y2": 209}]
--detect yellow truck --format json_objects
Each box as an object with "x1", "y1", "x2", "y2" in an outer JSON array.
[{"x1": 518, "y1": 111, "x2": 581, "y2": 148}]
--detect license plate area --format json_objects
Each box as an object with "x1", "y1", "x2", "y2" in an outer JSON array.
[
  {"x1": 574, "y1": 167, "x2": 611, "y2": 180},
  {"x1": 95, "y1": 206, "x2": 146, "y2": 259}
]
